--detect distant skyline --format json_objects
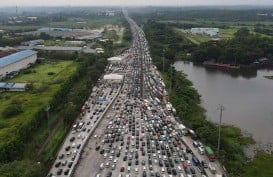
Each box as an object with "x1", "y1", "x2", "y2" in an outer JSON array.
[{"x1": 0, "y1": 0, "x2": 273, "y2": 7}]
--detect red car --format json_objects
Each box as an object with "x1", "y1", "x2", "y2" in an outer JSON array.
[{"x1": 182, "y1": 162, "x2": 187, "y2": 169}]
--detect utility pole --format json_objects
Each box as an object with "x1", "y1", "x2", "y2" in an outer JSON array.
[
  {"x1": 162, "y1": 49, "x2": 165, "y2": 73},
  {"x1": 169, "y1": 65, "x2": 172, "y2": 91},
  {"x1": 45, "y1": 105, "x2": 52, "y2": 160},
  {"x1": 217, "y1": 104, "x2": 225, "y2": 155}
]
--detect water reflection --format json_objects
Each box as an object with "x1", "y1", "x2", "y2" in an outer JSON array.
[{"x1": 174, "y1": 61, "x2": 273, "y2": 148}]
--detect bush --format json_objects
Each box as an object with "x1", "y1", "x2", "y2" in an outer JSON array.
[
  {"x1": 2, "y1": 100, "x2": 23, "y2": 118},
  {"x1": 47, "y1": 72, "x2": 55, "y2": 75}
]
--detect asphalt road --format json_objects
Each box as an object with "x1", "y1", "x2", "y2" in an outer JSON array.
[{"x1": 47, "y1": 10, "x2": 227, "y2": 177}]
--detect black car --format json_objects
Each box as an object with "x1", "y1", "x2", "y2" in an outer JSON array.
[
  {"x1": 123, "y1": 156, "x2": 127, "y2": 161},
  {"x1": 106, "y1": 171, "x2": 112, "y2": 177},
  {"x1": 68, "y1": 162, "x2": 73, "y2": 168},
  {"x1": 190, "y1": 167, "x2": 196, "y2": 174},
  {"x1": 57, "y1": 169, "x2": 63, "y2": 175},
  {"x1": 55, "y1": 161, "x2": 61, "y2": 168},
  {"x1": 143, "y1": 171, "x2": 147, "y2": 177},
  {"x1": 100, "y1": 149, "x2": 105, "y2": 154},
  {"x1": 64, "y1": 169, "x2": 69, "y2": 175},
  {"x1": 172, "y1": 169, "x2": 177, "y2": 175},
  {"x1": 95, "y1": 146, "x2": 100, "y2": 151}
]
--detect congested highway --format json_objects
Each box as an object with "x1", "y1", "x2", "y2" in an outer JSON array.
[{"x1": 47, "y1": 10, "x2": 227, "y2": 177}]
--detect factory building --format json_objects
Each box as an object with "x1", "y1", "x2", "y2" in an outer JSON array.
[{"x1": 0, "y1": 50, "x2": 37, "y2": 79}]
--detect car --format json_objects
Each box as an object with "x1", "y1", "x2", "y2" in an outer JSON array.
[
  {"x1": 123, "y1": 156, "x2": 127, "y2": 161},
  {"x1": 95, "y1": 146, "x2": 100, "y2": 151},
  {"x1": 135, "y1": 159, "x2": 139, "y2": 165},
  {"x1": 172, "y1": 169, "x2": 177, "y2": 175},
  {"x1": 68, "y1": 161, "x2": 73, "y2": 168},
  {"x1": 142, "y1": 160, "x2": 146, "y2": 165},
  {"x1": 143, "y1": 171, "x2": 147, "y2": 177},
  {"x1": 135, "y1": 167, "x2": 139, "y2": 174},
  {"x1": 155, "y1": 172, "x2": 160, "y2": 177},
  {"x1": 65, "y1": 146, "x2": 71, "y2": 151},
  {"x1": 59, "y1": 154, "x2": 64, "y2": 159},
  {"x1": 70, "y1": 137, "x2": 75, "y2": 142},
  {"x1": 114, "y1": 159, "x2": 118, "y2": 163},
  {"x1": 106, "y1": 172, "x2": 112, "y2": 177},
  {"x1": 57, "y1": 169, "x2": 63, "y2": 175},
  {"x1": 190, "y1": 167, "x2": 195, "y2": 174},
  {"x1": 187, "y1": 160, "x2": 192, "y2": 166},
  {"x1": 201, "y1": 160, "x2": 208, "y2": 168},
  {"x1": 64, "y1": 169, "x2": 69, "y2": 175},
  {"x1": 62, "y1": 160, "x2": 67, "y2": 166},
  {"x1": 120, "y1": 166, "x2": 125, "y2": 172},
  {"x1": 55, "y1": 161, "x2": 61, "y2": 168},
  {"x1": 99, "y1": 163, "x2": 104, "y2": 170}
]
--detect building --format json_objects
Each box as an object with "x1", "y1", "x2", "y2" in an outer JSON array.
[
  {"x1": 0, "y1": 50, "x2": 37, "y2": 79},
  {"x1": 103, "y1": 74, "x2": 123, "y2": 82},
  {"x1": 21, "y1": 39, "x2": 44, "y2": 46},
  {"x1": 191, "y1": 28, "x2": 219, "y2": 37},
  {"x1": 0, "y1": 82, "x2": 28, "y2": 92},
  {"x1": 107, "y1": 56, "x2": 123, "y2": 63}
]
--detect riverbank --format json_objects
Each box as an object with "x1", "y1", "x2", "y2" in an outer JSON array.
[{"x1": 162, "y1": 68, "x2": 273, "y2": 177}]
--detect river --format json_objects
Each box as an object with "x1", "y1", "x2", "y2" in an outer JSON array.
[{"x1": 174, "y1": 61, "x2": 273, "y2": 152}]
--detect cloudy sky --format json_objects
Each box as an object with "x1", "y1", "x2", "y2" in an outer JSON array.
[{"x1": 0, "y1": 0, "x2": 273, "y2": 6}]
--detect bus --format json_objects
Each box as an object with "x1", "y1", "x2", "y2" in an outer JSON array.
[{"x1": 205, "y1": 146, "x2": 216, "y2": 161}]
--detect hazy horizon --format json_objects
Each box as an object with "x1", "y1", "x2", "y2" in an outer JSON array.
[{"x1": 0, "y1": 0, "x2": 273, "y2": 7}]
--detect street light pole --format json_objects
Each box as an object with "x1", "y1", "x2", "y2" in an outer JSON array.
[
  {"x1": 217, "y1": 104, "x2": 225, "y2": 155},
  {"x1": 45, "y1": 105, "x2": 52, "y2": 160}
]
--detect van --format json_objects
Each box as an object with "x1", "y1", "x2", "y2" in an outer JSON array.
[{"x1": 198, "y1": 147, "x2": 204, "y2": 155}]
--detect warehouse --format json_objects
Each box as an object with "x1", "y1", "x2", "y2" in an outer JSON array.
[
  {"x1": 0, "y1": 50, "x2": 37, "y2": 79},
  {"x1": 0, "y1": 82, "x2": 28, "y2": 92}
]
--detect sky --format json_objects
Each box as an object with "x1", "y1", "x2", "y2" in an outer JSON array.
[{"x1": 0, "y1": 0, "x2": 273, "y2": 6}]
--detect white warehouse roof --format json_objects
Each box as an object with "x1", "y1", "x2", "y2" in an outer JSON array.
[
  {"x1": 107, "y1": 56, "x2": 122, "y2": 62},
  {"x1": 103, "y1": 74, "x2": 123, "y2": 80}
]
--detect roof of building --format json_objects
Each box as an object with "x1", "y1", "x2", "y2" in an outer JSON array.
[
  {"x1": 35, "y1": 46, "x2": 82, "y2": 51},
  {"x1": 107, "y1": 56, "x2": 123, "y2": 61},
  {"x1": 103, "y1": 74, "x2": 123, "y2": 80},
  {"x1": 0, "y1": 82, "x2": 27, "y2": 89},
  {"x1": 0, "y1": 50, "x2": 37, "y2": 68}
]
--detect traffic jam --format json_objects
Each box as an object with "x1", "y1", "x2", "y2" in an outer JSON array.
[{"x1": 48, "y1": 10, "x2": 225, "y2": 177}]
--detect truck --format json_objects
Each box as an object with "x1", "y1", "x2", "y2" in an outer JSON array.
[{"x1": 205, "y1": 146, "x2": 216, "y2": 161}]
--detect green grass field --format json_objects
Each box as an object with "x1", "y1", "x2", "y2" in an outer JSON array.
[
  {"x1": 184, "y1": 34, "x2": 211, "y2": 44},
  {"x1": 244, "y1": 151, "x2": 273, "y2": 177},
  {"x1": 0, "y1": 60, "x2": 77, "y2": 146},
  {"x1": 49, "y1": 18, "x2": 121, "y2": 29},
  {"x1": 219, "y1": 28, "x2": 237, "y2": 39}
]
